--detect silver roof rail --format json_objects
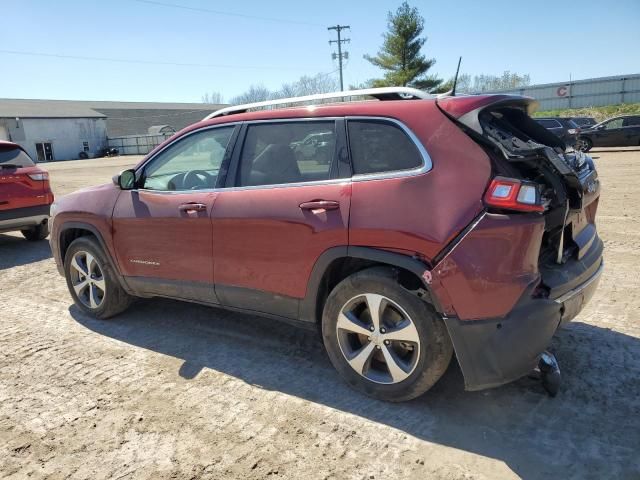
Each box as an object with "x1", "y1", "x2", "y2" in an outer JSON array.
[{"x1": 203, "y1": 86, "x2": 432, "y2": 120}]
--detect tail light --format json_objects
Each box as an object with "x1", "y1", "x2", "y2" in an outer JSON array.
[
  {"x1": 28, "y1": 172, "x2": 49, "y2": 181},
  {"x1": 484, "y1": 177, "x2": 544, "y2": 213}
]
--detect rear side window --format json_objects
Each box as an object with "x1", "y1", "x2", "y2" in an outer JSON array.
[
  {"x1": 535, "y1": 119, "x2": 562, "y2": 128},
  {"x1": 623, "y1": 116, "x2": 640, "y2": 127},
  {"x1": 238, "y1": 121, "x2": 336, "y2": 187},
  {"x1": 0, "y1": 147, "x2": 35, "y2": 167},
  {"x1": 347, "y1": 120, "x2": 422, "y2": 175}
]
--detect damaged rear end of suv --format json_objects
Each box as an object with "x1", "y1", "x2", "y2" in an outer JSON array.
[{"x1": 432, "y1": 95, "x2": 603, "y2": 395}]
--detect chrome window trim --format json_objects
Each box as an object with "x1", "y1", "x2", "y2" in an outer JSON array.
[
  {"x1": 132, "y1": 116, "x2": 432, "y2": 195},
  {"x1": 346, "y1": 116, "x2": 433, "y2": 182}
]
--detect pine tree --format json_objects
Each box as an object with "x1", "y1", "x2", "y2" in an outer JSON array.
[{"x1": 365, "y1": 2, "x2": 442, "y2": 91}]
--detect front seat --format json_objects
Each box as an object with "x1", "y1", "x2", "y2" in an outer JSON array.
[{"x1": 245, "y1": 144, "x2": 302, "y2": 186}]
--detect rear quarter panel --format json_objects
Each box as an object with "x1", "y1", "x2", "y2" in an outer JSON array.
[{"x1": 349, "y1": 102, "x2": 491, "y2": 261}]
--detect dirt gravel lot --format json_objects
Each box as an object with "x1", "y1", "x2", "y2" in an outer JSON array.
[{"x1": 1, "y1": 150, "x2": 639, "y2": 480}]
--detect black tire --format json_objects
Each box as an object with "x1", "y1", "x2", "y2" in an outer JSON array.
[
  {"x1": 322, "y1": 267, "x2": 453, "y2": 402},
  {"x1": 21, "y1": 222, "x2": 49, "y2": 241},
  {"x1": 64, "y1": 236, "x2": 134, "y2": 319},
  {"x1": 577, "y1": 137, "x2": 593, "y2": 152}
]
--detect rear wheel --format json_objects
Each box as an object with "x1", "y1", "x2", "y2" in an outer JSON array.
[
  {"x1": 21, "y1": 222, "x2": 49, "y2": 241},
  {"x1": 577, "y1": 137, "x2": 593, "y2": 152},
  {"x1": 64, "y1": 236, "x2": 134, "y2": 319},
  {"x1": 322, "y1": 267, "x2": 453, "y2": 402}
]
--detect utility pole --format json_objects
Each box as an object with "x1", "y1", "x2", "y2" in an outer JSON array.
[{"x1": 328, "y1": 25, "x2": 350, "y2": 91}]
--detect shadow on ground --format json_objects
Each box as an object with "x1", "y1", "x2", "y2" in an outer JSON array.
[
  {"x1": 0, "y1": 234, "x2": 51, "y2": 270},
  {"x1": 71, "y1": 299, "x2": 640, "y2": 480}
]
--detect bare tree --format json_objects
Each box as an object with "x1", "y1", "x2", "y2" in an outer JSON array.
[
  {"x1": 457, "y1": 71, "x2": 530, "y2": 93},
  {"x1": 276, "y1": 73, "x2": 340, "y2": 98},
  {"x1": 201, "y1": 91, "x2": 225, "y2": 104},
  {"x1": 229, "y1": 84, "x2": 273, "y2": 105}
]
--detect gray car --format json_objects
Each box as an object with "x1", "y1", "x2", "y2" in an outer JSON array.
[{"x1": 577, "y1": 115, "x2": 640, "y2": 151}]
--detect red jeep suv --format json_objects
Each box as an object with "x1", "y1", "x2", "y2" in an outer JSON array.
[
  {"x1": 50, "y1": 88, "x2": 603, "y2": 401},
  {"x1": 1, "y1": 141, "x2": 53, "y2": 241}
]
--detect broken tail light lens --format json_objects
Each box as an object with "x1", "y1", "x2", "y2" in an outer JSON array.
[
  {"x1": 28, "y1": 172, "x2": 49, "y2": 181},
  {"x1": 484, "y1": 177, "x2": 544, "y2": 213}
]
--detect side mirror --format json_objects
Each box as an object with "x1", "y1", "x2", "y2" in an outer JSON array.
[{"x1": 116, "y1": 169, "x2": 136, "y2": 190}]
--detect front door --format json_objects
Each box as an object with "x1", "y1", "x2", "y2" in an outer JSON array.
[
  {"x1": 112, "y1": 125, "x2": 237, "y2": 303},
  {"x1": 213, "y1": 119, "x2": 351, "y2": 318}
]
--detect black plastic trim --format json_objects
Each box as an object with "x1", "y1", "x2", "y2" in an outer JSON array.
[
  {"x1": 216, "y1": 284, "x2": 298, "y2": 319},
  {"x1": 54, "y1": 221, "x2": 132, "y2": 294},
  {"x1": 0, "y1": 204, "x2": 50, "y2": 221},
  {"x1": 299, "y1": 246, "x2": 439, "y2": 324},
  {"x1": 125, "y1": 276, "x2": 219, "y2": 305},
  {"x1": 444, "y1": 279, "x2": 561, "y2": 391}
]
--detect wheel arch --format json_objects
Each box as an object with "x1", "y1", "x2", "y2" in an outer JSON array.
[
  {"x1": 56, "y1": 222, "x2": 130, "y2": 292},
  {"x1": 300, "y1": 246, "x2": 442, "y2": 324}
]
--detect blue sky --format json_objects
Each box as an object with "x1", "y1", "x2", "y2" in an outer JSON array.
[{"x1": 1, "y1": 0, "x2": 639, "y2": 103}]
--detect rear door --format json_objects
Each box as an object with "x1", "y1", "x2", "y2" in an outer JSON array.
[
  {"x1": 0, "y1": 145, "x2": 48, "y2": 213},
  {"x1": 112, "y1": 125, "x2": 237, "y2": 303},
  {"x1": 212, "y1": 119, "x2": 350, "y2": 318},
  {"x1": 622, "y1": 116, "x2": 640, "y2": 146},
  {"x1": 595, "y1": 117, "x2": 625, "y2": 146}
]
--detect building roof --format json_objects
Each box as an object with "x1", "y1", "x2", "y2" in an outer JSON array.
[
  {"x1": 0, "y1": 98, "x2": 226, "y2": 136},
  {"x1": 0, "y1": 99, "x2": 107, "y2": 118}
]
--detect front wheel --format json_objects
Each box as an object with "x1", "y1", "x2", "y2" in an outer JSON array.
[
  {"x1": 322, "y1": 267, "x2": 453, "y2": 402},
  {"x1": 64, "y1": 236, "x2": 134, "y2": 319}
]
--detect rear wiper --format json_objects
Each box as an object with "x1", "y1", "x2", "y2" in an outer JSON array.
[{"x1": 0, "y1": 164, "x2": 19, "y2": 169}]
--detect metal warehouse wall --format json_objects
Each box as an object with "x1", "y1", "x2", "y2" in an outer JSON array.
[
  {"x1": 107, "y1": 133, "x2": 173, "y2": 155},
  {"x1": 485, "y1": 74, "x2": 640, "y2": 110},
  {"x1": 11, "y1": 118, "x2": 107, "y2": 161}
]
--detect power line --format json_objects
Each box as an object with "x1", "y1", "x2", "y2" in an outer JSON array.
[
  {"x1": 0, "y1": 49, "x2": 305, "y2": 71},
  {"x1": 328, "y1": 25, "x2": 350, "y2": 91},
  {"x1": 133, "y1": 0, "x2": 323, "y2": 27}
]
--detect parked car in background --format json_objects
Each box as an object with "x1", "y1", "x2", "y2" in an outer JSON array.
[
  {"x1": 569, "y1": 117, "x2": 597, "y2": 129},
  {"x1": 534, "y1": 117, "x2": 581, "y2": 148},
  {"x1": 0, "y1": 141, "x2": 54, "y2": 240},
  {"x1": 50, "y1": 89, "x2": 603, "y2": 401},
  {"x1": 577, "y1": 115, "x2": 640, "y2": 152}
]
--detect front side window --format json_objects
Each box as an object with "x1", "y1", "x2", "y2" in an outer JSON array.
[
  {"x1": 143, "y1": 126, "x2": 234, "y2": 191},
  {"x1": 348, "y1": 120, "x2": 423, "y2": 175},
  {"x1": 238, "y1": 121, "x2": 336, "y2": 187}
]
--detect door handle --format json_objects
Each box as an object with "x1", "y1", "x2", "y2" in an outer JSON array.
[
  {"x1": 179, "y1": 202, "x2": 207, "y2": 213},
  {"x1": 299, "y1": 200, "x2": 340, "y2": 211}
]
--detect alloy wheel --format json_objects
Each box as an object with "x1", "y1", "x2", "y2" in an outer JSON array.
[
  {"x1": 69, "y1": 250, "x2": 106, "y2": 309},
  {"x1": 336, "y1": 293, "x2": 421, "y2": 384}
]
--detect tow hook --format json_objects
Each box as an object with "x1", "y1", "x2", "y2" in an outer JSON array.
[
  {"x1": 530, "y1": 351, "x2": 561, "y2": 397},
  {"x1": 539, "y1": 352, "x2": 561, "y2": 397}
]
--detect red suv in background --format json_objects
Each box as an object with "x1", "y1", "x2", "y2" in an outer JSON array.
[
  {"x1": 0, "y1": 141, "x2": 53, "y2": 241},
  {"x1": 50, "y1": 88, "x2": 603, "y2": 401}
]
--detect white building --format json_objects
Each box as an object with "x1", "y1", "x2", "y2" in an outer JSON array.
[
  {"x1": 0, "y1": 99, "x2": 224, "y2": 161},
  {"x1": 0, "y1": 101, "x2": 107, "y2": 161}
]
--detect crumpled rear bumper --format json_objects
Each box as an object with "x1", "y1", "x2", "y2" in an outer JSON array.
[{"x1": 444, "y1": 260, "x2": 603, "y2": 391}]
